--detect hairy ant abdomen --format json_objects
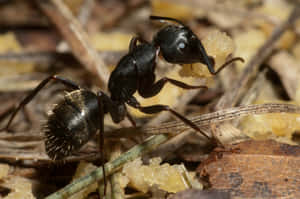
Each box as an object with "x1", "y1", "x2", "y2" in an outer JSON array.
[{"x1": 44, "y1": 89, "x2": 100, "y2": 160}]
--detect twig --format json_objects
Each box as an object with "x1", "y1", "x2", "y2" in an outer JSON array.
[
  {"x1": 146, "y1": 130, "x2": 193, "y2": 160},
  {"x1": 0, "y1": 51, "x2": 125, "y2": 67},
  {"x1": 238, "y1": 69, "x2": 268, "y2": 106},
  {"x1": 0, "y1": 103, "x2": 299, "y2": 165},
  {"x1": 215, "y1": 6, "x2": 300, "y2": 109},
  {"x1": 105, "y1": 103, "x2": 300, "y2": 138},
  {"x1": 36, "y1": 0, "x2": 110, "y2": 89},
  {"x1": 171, "y1": 0, "x2": 279, "y2": 25},
  {"x1": 77, "y1": 0, "x2": 95, "y2": 26},
  {"x1": 45, "y1": 134, "x2": 172, "y2": 199},
  {"x1": 109, "y1": 143, "x2": 125, "y2": 199},
  {"x1": 45, "y1": 102, "x2": 300, "y2": 199}
]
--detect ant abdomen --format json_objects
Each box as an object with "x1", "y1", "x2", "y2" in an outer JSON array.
[{"x1": 44, "y1": 89, "x2": 100, "y2": 160}]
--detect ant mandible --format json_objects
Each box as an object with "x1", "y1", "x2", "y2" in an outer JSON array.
[{"x1": 150, "y1": 16, "x2": 244, "y2": 75}]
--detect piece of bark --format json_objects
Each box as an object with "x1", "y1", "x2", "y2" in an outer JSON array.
[
  {"x1": 168, "y1": 189, "x2": 231, "y2": 199},
  {"x1": 197, "y1": 140, "x2": 300, "y2": 199}
]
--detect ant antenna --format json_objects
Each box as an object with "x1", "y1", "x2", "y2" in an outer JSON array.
[
  {"x1": 212, "y1": 57, "x2": 244, "y2": 75},
  {"x1": 150, "y1": 15, "x2": 185, "y2": 26}
]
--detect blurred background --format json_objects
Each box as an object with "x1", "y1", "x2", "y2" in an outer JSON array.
[{"x1": 0, "y1": 0, "x2": 299, "y2": 198}]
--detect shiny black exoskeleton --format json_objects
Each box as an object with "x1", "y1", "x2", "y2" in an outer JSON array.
[
  {"x1": 2, "y1": 16, "x2": 244, "y2": 158},
  {"x1": 44, "y1": 89, "x2": 101, "y2": 159},
  {"x1": 1, "y1": 76, "x2": 105, "y2": 160},
  {"x1": 107, "y1": 37, "x2": 209, "y2": 138},
  {"x1": 1, "y1": 15, "x2": 244, "y2": 196},
  {"x1": 150, "y1": 16, "x2": 244, "y2": 75},
  {"x1": 1, "y1": 37, "x2": 209, "y2": 160},
  {"x1": 108, "y1": 39, "x2": 157, "y2": 103}
]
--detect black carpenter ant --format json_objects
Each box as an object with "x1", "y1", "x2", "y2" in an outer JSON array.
[
  {"x1": 150, "y1": 16, "x2": 244, "y2": 75},
  {"x1": 2, "y1": 16, "x2": 243, "y2": 160},
  {"x1": 1, "y1": 35, "x2": 210, "y2": 188},
  {"x1": 1, "y1": 15, "x2": 243, "y2": 195}
]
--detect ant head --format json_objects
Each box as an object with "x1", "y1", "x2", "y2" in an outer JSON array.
[
  {"x1": 151, "y1": 16, "x2": 244, "y2": 74},
  {"x1": 151, "y1": 16, "x2": 215, "y2": 72}
]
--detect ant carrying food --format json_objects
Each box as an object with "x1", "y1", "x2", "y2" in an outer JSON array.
[
  {"x1": 2, "y1": 36, "x2": 210, "y2": 159},
  {"x1": 1, "y1": 15, "x2": 244, "y2": 160},
  {"x1": 1, "y1": 15, "x2": 243, "y2": 195},
  {"x1": 150, "y1": 16, "x2": 244, "y2": 75}
]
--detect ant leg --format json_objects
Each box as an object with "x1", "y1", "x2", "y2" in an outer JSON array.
[
  {"x1": 139, "y1": 77, "x2": 207, "y2": 98},
  {"x1": 96, "y1": 91, "x2": 133, "y2": 126},
  {"x1": 126, "y1": 112, "x2": 136, "y2": 127},
  {"x1": 96, "y1": 91, "x2": 108, "y2": 196},
  {"x1": 2, "y1": 75, "x2": 80, "y2": 132},
  {"x1": 127, "y1": 96, "x2": 211, "y2": 140},
  {"x1": 129, "y1": 37, "x2": 139, "y2": 53},
  {"x1": 129, "y1": 36, "x2": 148, "y2": 53}
]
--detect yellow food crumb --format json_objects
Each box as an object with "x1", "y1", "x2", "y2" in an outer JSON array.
[
  {"x1": 0, "y1": 33, "x2": 35, "y2": 76},
  {"x1": 2, "y1": 177, "x2": 35, "y2": 199},
  {"x1": 180, "y1": 29, "x2": 236, "y2": 77},
  {"x1": 63, "y1": 0, "x2": 84, "y2": 14},
  {"x1": 0, "y1": 164, "x2": 9, "y2": 180},
  {"x1": 292, "y1": 41, "x2": 300, "y2": 62},
  {"x1": 123, "y1": 157, "x2": 196, "y2": 193},
  {"x1": 90, "y1": 32, "x2": 134, "y2": 51},
  {"x1": 240, "y1": 101, "x2": 300, "y2": 139},
  {"x1": 151, "y1": 0, "x2": 195, "y2": 21},
  {"x1": 129, "y1": 66, "x2": 206, "y2": 117},
  {"x1": 234, "y1": 29, "x2": 266, "y2": 72},
  {"x1": 254, "y1": 0, "x2": 295, "y2": 49}
]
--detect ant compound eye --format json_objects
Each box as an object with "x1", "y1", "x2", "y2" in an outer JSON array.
[
  {"x1": 178, "y1": 41, "x2": 187, "y2": 52},
  {"x1": 179, "y1": 42, "x2": 185, "y2": 49}
]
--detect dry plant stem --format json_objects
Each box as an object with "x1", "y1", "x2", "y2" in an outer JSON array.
[
  {"x1": 36, "y1": 0, "x2": 110, "y2": 89},
  {"x1": 0, "y1": 151, "x2": 101, "y2": 166},
  {"x1": 269, "y1": 51, "x2": 300, "y2": 100},
  {"x1": 230, "y1": 69, "x2": 268, "y2": 127},
  {"x1": 0, "y1": 51, "x2": 125, "y2": 67},
  {"x1": 0, "y1": 132, "x2": 43, "y2": 141},
  {"x1": 215, "y1": 6, "x2": 300, "y2": 110},
  {"x1": 0, "y1": 104, "x2": 299, "y2": 164},
  {"x1": 44, "y1": 103, "x2": 300, "y2": 199},
  {"x1": 45, "y1": 134, "x2": 172, "y2": 199},
  {"x1": 106, "y1": 103, "x2": 300, "y2": 138},
  {"x1": 0, "y1": 79, "x2": 41, "y2": 92},
  {"x1": 111, "y1": 178, "x2": 124, "y2": 199},
  {"x1": 77, "y1": 0, "x2": 95, "y2": 26},
  {"x1": 55, "y1": 0, "x2": 94, "y2": 66},
  {"x1": 109, "y1": 143, "x2": 124, "y2": 199},
  {"x1": 238, "y1": 69, "x2": 268, "y2": 107},
  {"x1": 172, "y1": 0, "x2": 278, "y2": 25},
  {"x1": 147, "y1": 130, "x2": 193, "y2": 160}
]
